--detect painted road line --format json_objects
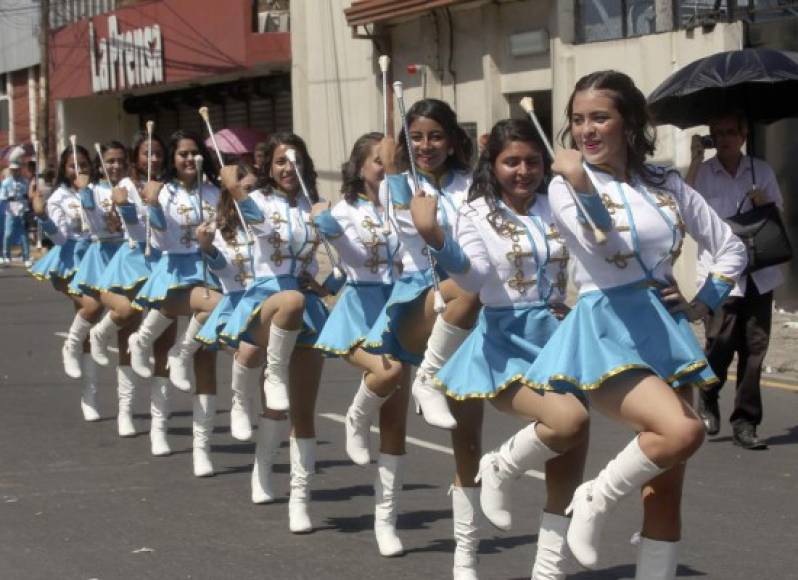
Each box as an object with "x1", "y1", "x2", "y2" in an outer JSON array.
[{"x1": 319, "y1": 412, "x2": 545, "y2": 481}]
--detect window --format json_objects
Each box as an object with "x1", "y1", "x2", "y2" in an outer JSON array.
[
  {"x1": 577, "y1": 0, "x2": 656, "y2": 43},
  {"x1": 0, "y1": 74, "x2": 8, "y2": 133}
]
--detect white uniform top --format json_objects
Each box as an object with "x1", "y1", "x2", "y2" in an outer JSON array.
[
  {"x1": 693, "y1": 155, "x2": 784, "y2": 296},
  {"x1": 549, "y1": 168, "x2": 746, "y2": 300},
  {"x1": 384, "y1": 170, "x2": 472, "y2": 275},
  {"x1": 81, "y1": 182, "x2": 124, "y2": 242},
  {"x1": 245, "y1": 189, "x2": 321, "y2": 279},
  {"x1": 46, "y1": 185, "x2": 91, "y2": 246},
  {"x1": 438, "y1": 194, "x2": 568, "y2": 308},
  {"x1": 206, "y1": 227, "x2": 256, "y2": 295},
  {"x1": 116, "y1": 177, "x2": 148, "y2": 243},
  {"x1": 149, "y1": 180, "x2": 220, "y2": 254},
  {"x1": 316, "y1": 196, "x2": 401, "y2": 284}
]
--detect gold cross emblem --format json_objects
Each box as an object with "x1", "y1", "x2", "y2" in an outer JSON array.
[
  {"x1": 600, "y1": 193, "x2": 625, "y2": 215},
  {"x1": 176, "y1": 204, "x2": 194, "y2": 225},
  {"x1": 605, "y1": 251, "x2": 636, "y2": 269},
  {"x1": 508, "y1": 272, "x2": 536, "y2": 295}
]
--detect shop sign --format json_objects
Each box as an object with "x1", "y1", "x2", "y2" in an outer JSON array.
[{"x1": 89, "y1": 15, "x2": 164, "y2": 94}]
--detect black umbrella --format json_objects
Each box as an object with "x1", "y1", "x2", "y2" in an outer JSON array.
[{"x1": 648, "y1": 48, "x2": 798, "y2": 128}]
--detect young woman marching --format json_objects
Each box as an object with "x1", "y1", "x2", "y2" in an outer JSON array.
[
  {"x1": 194, "y1": 162, "x2": 259, "y2": 442},
  {"x1": 523, "y1": 70, "x2": 747, "y2": 578},
  {"x1": 131, "y1": 130, "x2": 223, "y2": 476},
  {"x1": 218, "y1": 133, "x2": 328, "y2": 533},
  {"x1": 91, "y1": 132, "x2": 177, "y2": 454},
  {"x1": 29, "y1": 144, "x2": 104, "y2": 421},
  {"x1": 361, "y1": 98, "x2": 481, "y2": 569},
  {"x1": 311, "y1": 132, "x2": 409, "y2": 556},
  {"x1": 413, "y1": 119, "x2": 590, "y2": 580}
]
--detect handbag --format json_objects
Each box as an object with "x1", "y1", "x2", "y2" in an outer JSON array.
[
  {"x1": 723, "y1": 156, "x2": 793, "y2": 273},
  {"x1": 725, "y1": 202, "x2": 793, "y2": 273}
]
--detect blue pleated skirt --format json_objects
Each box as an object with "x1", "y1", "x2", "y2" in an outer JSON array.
[
  {"x1": 68, "y1": 240, "x2": 123, "y2": 295},
  {"x1": 314, "y1": 282, "x2": 393, "y2": 357},
  {"x1": 196, "y1": 290, "x2": 246, "y2": 350},
  {"x1": 436, "y1": 304, "x2": 561, "y2": 400},
  {"x1": 96, "y1": 241, "x2": 162, "y2": 294},
  {"x1": 523, "y1": 280, "x2": 717, "y2": 393},
  {"x1": 362, "y1": 269, "x2": 443, "y2": 366},
  {"x1": 219, "y1": 275, "x2": 329, "y2": 349},
  {"x1": 134, "y1": 252, "x2": 220, "y2": 310},
  {"x1": 29, "y1": 238, "x2": 91, "y2": 282}
]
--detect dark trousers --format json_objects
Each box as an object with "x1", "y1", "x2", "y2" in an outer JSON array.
[{"x1": 702, "y1": 279, "x2": 773, "y2": 428}]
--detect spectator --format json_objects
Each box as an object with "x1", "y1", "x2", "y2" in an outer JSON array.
[
  {"x1": 686, "y1": 110, "x2": 784, "y2": 450},
  {"x1": 1, "y1": 149, "x2": 32, "y2": 267}
]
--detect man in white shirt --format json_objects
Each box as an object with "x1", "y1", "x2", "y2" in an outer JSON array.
[{"x1": 687, "y1": 110, "x2": 784, "y2": 451}]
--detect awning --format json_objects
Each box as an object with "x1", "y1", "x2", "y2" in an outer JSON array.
[{"x1": 344, "y1": 0, "x2": 471, "y2": 27}]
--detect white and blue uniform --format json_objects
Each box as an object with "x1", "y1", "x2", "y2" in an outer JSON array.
[
  {"x1": 29, "y1": 185, "x2": 92, "y2": 282},
  {"x1": 524, "y1": 166, "x2": 747, "y2": 392},
  {"x1": 68, "y1": 181, "x2": 125, "y2": 295},
  {"x1": 430, "y1": 194, "x2": 569, "y2": 399},
  {"x1": 134, "y1": 180, "x2": 221, "y2": 309},
  {"x1": 218, "y1": 189, "x2": 328, "y2": 348},
  {"x1": 1, "y1": 174, "x2": 31, "y2": 260},
  {"x1": 95, "y1": 177, "x2": 162, "y2": 294},
  {"x1": 195, "y1": 227, "x2": 256, "y2": 348},
  {"x1": 312, "y1": 195, "x2": 401, "y2": 356},
  {"x1": 362, "y1": 170, "x2": 472, "y2": 365}
]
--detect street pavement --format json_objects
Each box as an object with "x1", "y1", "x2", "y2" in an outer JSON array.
[{"x1": 1, "y1": 265, "x2": 797, "y2": 580}]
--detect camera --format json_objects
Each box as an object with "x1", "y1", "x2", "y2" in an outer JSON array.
[{"x1": 700, "y1": 135, "x2": 714, "y2": 149}]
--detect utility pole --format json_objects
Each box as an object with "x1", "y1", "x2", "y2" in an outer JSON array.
[{"x1": 37, "y1": 0, "x2": 50, "y2": 168}]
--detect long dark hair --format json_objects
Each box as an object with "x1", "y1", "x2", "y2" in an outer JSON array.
[
  {"x1": 468, "y1": 119, "x2": 548, "y2": 235},
  {"x1": 396, "y1": 98, "x2": 473, "y2": 174},
  {"x1": 257, "y1": 132, "x2": 319, "y2": 203},
  {"x1": 55, "y1": 144, "x2": 94, "y2": 188},
  {"x1": 129, "y1": 130, "x2": 166, "y2": 182},
  {"x1": 162, "y1": 129, "x2": 218, "y2": 185},
  {"x1": 341, "y1": 132, "x2": 383, "y2": 205},
  {"x1": 218, "y1": 161, "x2": 255, "y2": 244},
  {"x1": 561, "y1": 70, "x2": 662, "y2": 186}
]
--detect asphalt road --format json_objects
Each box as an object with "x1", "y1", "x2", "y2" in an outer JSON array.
[{"x1": 1, "y1": 266, "x2": 797, "y2": 580}]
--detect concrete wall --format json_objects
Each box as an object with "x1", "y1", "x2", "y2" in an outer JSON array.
[
  {"x1": 56, "y1": 94, "x2": 139, "y2": 155},
  {"x1": 0, "y1": 1, "x2": 40, "y2": 74}
]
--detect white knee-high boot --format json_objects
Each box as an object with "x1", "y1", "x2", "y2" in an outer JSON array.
[
  {"x1": 251, "y1": 416, "x2": 286, "y2": 504},
  {"x1": 478, "y1": 422, "x2": 558, "y2": 531},
  {"x1": 411, "y1": 317, "x2": 468, "y2": 430},
  {"x1": 567, "y1": 437, "x2": 664, "y2": 569},
  {"x1": 192, "y1": 394, "x2": 216, "y2": 477},
  {"x1": 289, "y1": 436, "x2": 315, "y2": 533},
  {"x1": 452, "y1": 485, "x2": 480, "y2": 580},
  {"x1": 263, "y1": 325, "x2": 300, "y2": 411},
  {"x1": 116, "y1": 366, "x2": 138, "y2": 437},
  {"x1": 168, "y1": 316, "x2": 203, "y2": 392},
  {"x1": 230, "y1": 359, "x2": 258, "y2": 441},
  {"x1": 80, "y1": 354, "x2": 101, "y2": 421},
  {"x1": 64, "y1": 314, "x2": 93, "y2": 378},
  {"x1": 346, "y1": 377, "x2": 391, "y2": 465},
  {"x1": 90, "y1": 312, "x2": 120, "y2": 366},
  {"x1": 634, "y1": 538, "x2": 679, "y2": 580},
  {"x1": 374, "y1": 453, "x2": 404, "y2": 557},
  {"x1": 531, "y1": 512, "x2": 570, "y2": 580},
  {"x1": 149, "y1": 377, "x2": 171, "y2": 456},
  {"x1": 129, "y1": 310, "x2": 173, "y2": 378}
]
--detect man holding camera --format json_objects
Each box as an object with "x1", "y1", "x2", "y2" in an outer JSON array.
[{"x1": 686, "y1": 110, "x2": 784, "y2": 450}]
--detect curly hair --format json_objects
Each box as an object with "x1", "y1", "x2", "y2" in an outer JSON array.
[
  {"x1": 340, "y1": 132, "x2": 383, "y2": 205},
  {"x1": 256, "y1": 132, "x2": 319, "y2": 203},
  {"x1": 561, "y1": 70, "x2": 663, "y2": 186},
  {"x1": 396, "y1": 98, "x2": 473, "y2": 174}
]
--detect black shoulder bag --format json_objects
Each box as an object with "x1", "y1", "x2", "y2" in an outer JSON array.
[{"x1": 724, "y1": 157, "x2": 793, "y2": 273}]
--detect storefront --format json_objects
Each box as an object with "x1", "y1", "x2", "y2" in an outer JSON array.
[{"x1": 49, "y1": 0, "x2": 291, "y2": 153}]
